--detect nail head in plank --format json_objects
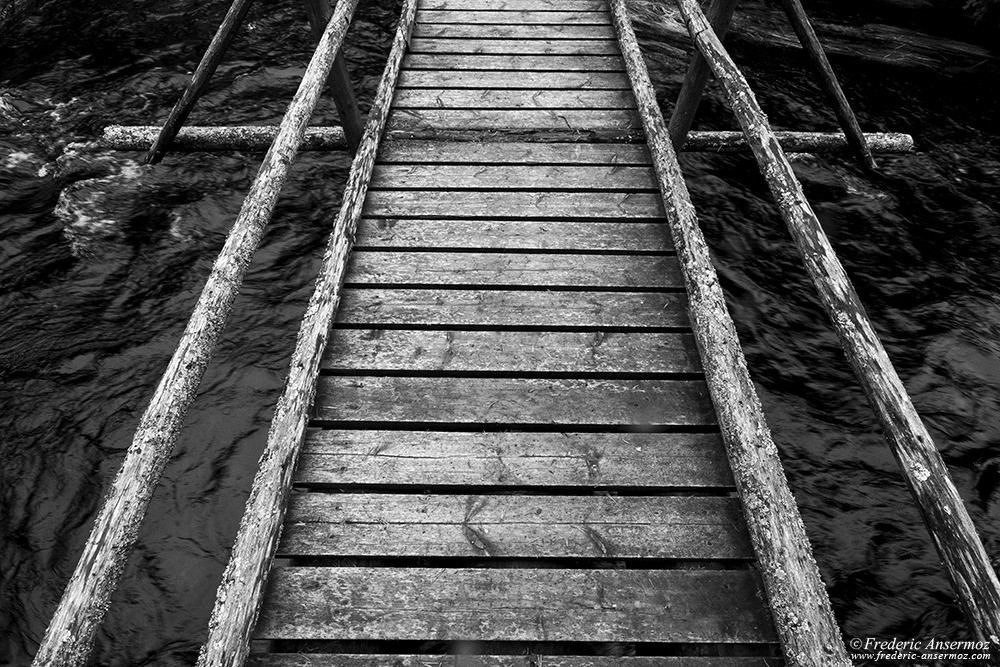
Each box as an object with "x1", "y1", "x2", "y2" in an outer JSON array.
[
  {"x1": 404, "y1": 54, "x2": 623, "y2": 71},
  {"x1": 370, "y1": 164, "x2": 655, "y2": 190},
  {"x1": 362, "y1": 191, "x2": 665, "y2": 219},
  {"x1": 255, "y1": 567, "x2": 777, "y2": 642},
  {"x1": 377, "y1": 141, "x2": 651, "y2": 164},
  {"x1": 392, "y1": 89, "x2": 635, "y2": 109},
  {"x1": 397, "y1": 69, "x2": 628, "y2": 89}
]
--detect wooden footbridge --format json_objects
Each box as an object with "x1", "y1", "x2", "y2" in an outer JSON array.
[{"x1": 30, "y1": 0, "x2": 1000, "y2": 665}]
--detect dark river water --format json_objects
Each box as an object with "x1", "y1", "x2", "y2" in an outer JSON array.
[{"x1": 2, "y1": 0, "x2": 999, "y2": 664}]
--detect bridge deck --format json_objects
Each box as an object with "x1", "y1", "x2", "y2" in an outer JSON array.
[{"x1": 250, "y1": 0, "x2": 781, "y2": 663}]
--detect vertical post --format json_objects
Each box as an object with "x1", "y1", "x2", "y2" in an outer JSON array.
[
  {"x1": 144, "y1": 0, "x2": 255, "y2": 164},
  {"x1": 303, "y1": 0, "x2": 364, "y2": 154},
  {"x1": 777, "y1": 0, "x2": 877, "y2": 170},
  {"x1": 667, "y1": 0, "x2": 739, "y2": 151}
]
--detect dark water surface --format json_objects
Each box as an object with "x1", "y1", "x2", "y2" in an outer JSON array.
[{"x1": 2, "y1": 0, "x2": 999, "y2": 664}]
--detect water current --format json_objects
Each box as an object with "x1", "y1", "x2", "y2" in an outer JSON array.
[{"x1": 1, "y1": 0, "x2": 999, "y2": 664}]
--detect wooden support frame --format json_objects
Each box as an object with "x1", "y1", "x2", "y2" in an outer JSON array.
[
  {"x1": 29, "y1": 0, "x2": 362, "y2": 664},
  {"x1": 609, "y1": 0, "x2": 851, "y2": 664},
  {"x1": 675, "y1": 0, "x2": 1000, "y2": 652}
]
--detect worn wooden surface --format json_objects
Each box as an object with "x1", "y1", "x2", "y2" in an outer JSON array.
[{"x1": 251, "y1": 657, "x2": 781, "y2": 667}]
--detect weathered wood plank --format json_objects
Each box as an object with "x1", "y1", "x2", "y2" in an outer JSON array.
[
  {"x1": 408, "y1": 38, "x2": 621, "y2": 54},
  {"x1": 312, "y1": 376, "x2": 716, "y2": 426},
  {"x1": 404, "y1": 54, "x2": 623, "y2": 71},
  {"x1": 369, "y1": 164, "x2": 655, "y2": 189},
  {"x1": 412, "y1": 23, "x2": 616, "y2": 39},
  {"x1": 335, "y1": 289, "x2": 690, "y2": 328},
  {"x1": 322, "y1": 330, "x2": 698, "y2": 373},
  {"x1": 354, "y1": 219, "x2": 672, "y2": 252},
  {"x1": 393, "y1": 89, "x2": 634, "y2": 109},
  {"x1": 417, "y1": 10, "x2": 610, "y2": 24},
  {"x1": 418, "y1": 0, "x2": 609, "y2": 10},
  {"x1": 388, "y1": 109, "x2": 641, "y2": 131},
  {"x1": 397, "y1": 69, "x2": 628, "y2": 89},
  {"x1": 255, "y1": 568, "x2": 777, "y2": 642},
  {"x1": 281, "y1": 494, "x2": 751, "y2": 559},
  {"x1": 345, "y1": 252, "x2": 682, "y2": 289},
  {"x1": 363, "y1": 191, "x2": 665, "y2": 219},
  {"x1": 250, "y1": 656, "x2": 781, "y2": 667},
  {"x1": 378, "y1": 140, "x2": 651, "y2": 164},
  {"x1": 297, "y1": 430, "x2": 733, "y2": 488}
]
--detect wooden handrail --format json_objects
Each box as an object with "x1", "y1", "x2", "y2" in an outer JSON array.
[
  {"x1": 194, "y1": 0, "x2": 417, "y2": 664},
  {"x1": 675, "y1": 0, "x2": 1000, "y2": 651},
  {"x1": 30, "y1": 0, "x2": 362, "y2": 664},
  {"x1": 609, "y1": 0, "x2": 851, "y2": 664}
]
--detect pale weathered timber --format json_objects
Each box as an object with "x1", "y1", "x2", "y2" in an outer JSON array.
[
  {"x1": 345, "y1": 251, "x2": 683, "y2": 289},
  {"x1": 280, "y1": 493, "x2": 751, "y2": 558},
  {"x1": 676, "y1": 0, "x2": 1000, "y2": 649},
  {"x1": 144, "y1": 0, "x2": 255, "y2": 164},
  {"x1": 378, "y1": 140, "x2": 651, "y2": 163},
  {"x1": 667, "y1": 0, "x2": 737, "y2": 150},
  {"x1": 297, "y1": 430, "x2": 734, "y2": 488},
  {"x1": 362, "y1": 191, "x2": 665, "y2": 218},
  {"x1": 612, "y1": 1, "x2": 852, "y2": 665},
  {"x1": 778, "y1": 0, "x2": 877, "y2": 170},
  {"x1": 412, "y1": 23, "x2": 615, "y2": 38},
  {"x1": 31, "y1": 0, "x2": 363, "y2": 663},
  {"x1": 418, "y1": 0, "x2": 608, "y2": 9},
  {"x1": 387, "y1": 108, "x2": 641, "y2": 131},
  {"x1": 255, "y1": 567, "x2": 776, "y2": 642},
  {"x1": 322, "y1": 330, "x2": 699, "y2": 373},
  {"x1": 408, "y1": 37, "x2": 621, "y2": 54},
  {"x1": 397, "y1": 69, "x2": 629, "y2": 88},
  {"x1": 303, "y1": 0, "x2": 364, "y2": 153},
  {"x1": 369, "y1": 164, "x2": 656, "y2": 189},
  {"x1": 335, "y1": 288, "x2": 689, "y2": 328},
  {"x1": 404, "y1": 53, "x2": 623, "y2": 70},
  {"x1": 195, "y1": 0, "x2": 418, "y2": 665},
  {"x1": 393, "y1": 88, "x2": 635, "y2": 108},
  {"x1": 103, "y1": 126, "x2": 913, "y2": 154},
  {"x1": 313, "y1": 376, "x2": 716, "y2": 425},
  {"x1": 354, "y1": 219, "x2": 673, "y2": 251},
  {"x1": 417, "y1": 10, "x2": 610, "y2": 24},
  {"x1": 250, "y1": 656, "x2": 780, "y2": 667}
]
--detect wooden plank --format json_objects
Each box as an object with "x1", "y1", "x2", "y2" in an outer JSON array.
[
  {"x1": 393, "y1": 88, "x2": 635, "y2": 109},
  {"x1": 369, "y1": 164, "x2": 655, "y2": 190},
  {"x1": 280, "y1": 494, "x2": 751, "y2": 559},
  {"x1": 388, "y1": 109, "x2": 641, "y2": 132},
  {"x1": 412, "y1": 24, "x2": 616, "y2": 39},
  {"x1": 397, "y1": 69, "x2": 628, "y2": 89},
  {"x1": 255, "y1": 567, "x2": 777, "y2": 642},
  {"x1": 312, "y1": 376, "x2": 716, "y2": 426},
  {"x1": 251, "y1": 656, "x2": 782, "y2": 667},
  {"x1": 408, "y1": 38, "x2": 621, "y2": 54},
  {"x1": 322, "y1": 330, "x2": 699, "y2": 373},
  {"x1": 362, "y1": 191, "x2": 665, "y2": 219},
  {"x1": 378, "y1": 140, "x2": 651, "y2": 164},
  {"x1": 419, "y1": 0, "x2": 610, "y2": 10},
  {"x1": 297, "y1": 431, "x2": 734, "y2": 488},
  {"x1": 417, "y1": 10, "x2": 611, "y2": 24},
  {"x1": 354, "y1": 219, "x2": 673, "y2": 252},
  {"x1": 404, "y1": 54, "x2": 623, "y2": 71},
  {"x1": 345, "y1": 252, "x2": 682, "y2": 289},
  {"x1": 334, "y1": 289, "x2": 690, "y2": 328}
]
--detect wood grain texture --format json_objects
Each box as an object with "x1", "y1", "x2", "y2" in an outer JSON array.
[
  {"x1": 362, "y1": 191, "x2": 665, "y2": 218},
  {"x1": 417, "y1": 10, "x2": 611, "y2": 24},
  {"x1": 387, "y1": 108, "x2": 642, "y2": 131},
  {"x1": 250, "y1": 656, "x2": 782, "y2": 667},
  {"x1": 354, "y1": 219, "x2": 673, "y2": 252},
  {"x1": 280, "y1": 493, "x2": 751, "y2": 558},
  {"x1": 392, "y1": 88, "x2": 635, "y2": 109},
  {"x1": 378, "y1": 140, "x2": 651, "y2": 164},
  {"x1": 404, "y1": 54, "x2": 623, "y2": 70},
  {"x1": 418, "y1": 0, "x2": 609, "y2": 8},
  {"x1": 255, "y1": 567, "x2": 777, "y2": 642},
  {"x1": 398, "y1": 69, "x2": 629, "y2": 89},
  {"x1": 334, "y1": 288, "x2": 690, "y2": 328},
  {"x1": 322, "y1": 330, "x2": 699, "y2": 373},
  {"x1": 408, "y1": 37, "x2": 621, "y2": 54},
  {"x1": 369, "y1": 164, "x2": 656, "y2": 189},
  {"x1": 412, "y1": 23, "x2": 616, "y2": 39},
  {"x1": 297, "y1": 430, "x2": 734, "y2": 488},
  {"x1": 312, "y1": 376, "x2": 716, "y2": 426}
]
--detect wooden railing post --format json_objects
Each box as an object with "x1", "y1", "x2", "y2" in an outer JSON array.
[
  {"x1": 303, "y1": 0, "x2": 364, "y2": 153},
  {"x1": 675, "y1": 0, "x2": 1000, "y2": 653},
  {"x1": 144, "y1": 0, "x2": 255, "y2": 164}
]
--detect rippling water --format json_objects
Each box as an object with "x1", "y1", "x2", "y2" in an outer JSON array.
[{"x1": 2, "y1": 0, "x2": 999, "y2": 664}]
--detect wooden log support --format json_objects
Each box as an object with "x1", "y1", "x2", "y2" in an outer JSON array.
[
  {"x1": 102, "y1": 125, "x2": 914, "y2": 154},
  {"x1": 777, "y1": 0, "x2": 877, "y2": 170},
  {"x1": 609, "y1": 0, "x2": 852, "y2": 665},
  {"x1": 674, "y1": 0, "x2": 1000, "y2": 652},
  {"x1": 144, "y1": 0, "x2": 256, "y2": 164},
  {"x1": 29, "y1": 1, "x2": 362, "y2": 665},
  {"x1": 667, "y1": 0, "x2": 738, "y2": 151},
  {"x1": 303, "y1": 0, "x2": 364, "y2": 153},
  {"x1": 195, "y1": 0, "x2": 417, "y2": 665}
]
